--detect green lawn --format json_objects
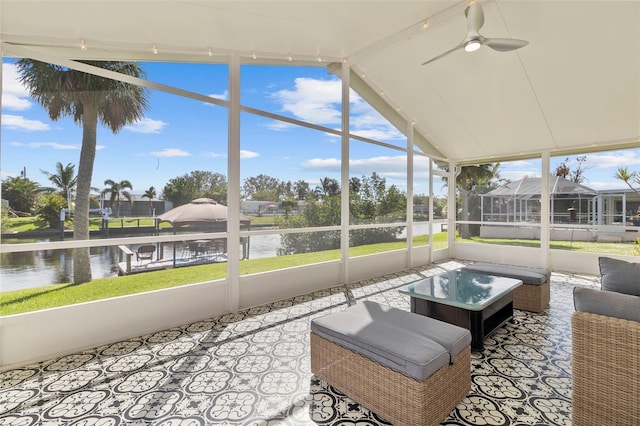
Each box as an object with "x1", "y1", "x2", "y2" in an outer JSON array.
[
  {"x1": 2, "y1": 230, "x2": 636, "y2": 316},
  {"x1": 458, "y1": 236, "x2": 638, "y2": 256},
  {"x1": 3, "y1": 214, "x2": 280, "y2": 232},
  {"x1": 0, "y1": 233, "x2": 446, "y2": 316},
  {"x1": 2, "y1": 216, "x2": 46, "y2": 232}
]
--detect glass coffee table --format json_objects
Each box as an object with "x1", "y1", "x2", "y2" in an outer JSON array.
[{"x1": 399, "y1": 270, "x2": 522, "y2": 350}]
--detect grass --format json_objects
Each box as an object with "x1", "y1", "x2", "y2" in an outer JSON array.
[
  {"x1": 1, "y1": 263, "x2": 227, "y2": 316},
  {"x1": 0, "y1": 233, "x2": 446, "y2": 316},
  {"x1": 458, "y1": 236, "x2": 638, "y2": 255},
  {"x1": 2, "y1": 230, "x2": 636, "y2": 316},
  {"x1": 2, "y1": 214, "x2": 280, "y2": 233},
  {"x1": 2, "y1": 216, "x2": 46, "y2": 232}
]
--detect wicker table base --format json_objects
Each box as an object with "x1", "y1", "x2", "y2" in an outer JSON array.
[{"x1": 310, "y1": 332, "x2": 470, "y2": 426}]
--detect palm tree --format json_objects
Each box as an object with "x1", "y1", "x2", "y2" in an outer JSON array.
[
  {"x1": 615, "y1": 167, "x2": 639, "y2": 194},
  {"x1": 103, "y1": 179, "x2": 133, "y2": 217},
  {"x1": 17, "y1": 59, "x2": 149, "y2": 284},
  {"x1": 318, "y1": 177, "x2": 340, "y2": 198},
  {"x1": 442, "y1": 164, "x2": 498, "y2": 239},
  {"x1": 142, "y1": 186, "x2": 157, "y2": 216},
  {"x1": 41, "y1": 162, "x2": 77, "y2": 207}
]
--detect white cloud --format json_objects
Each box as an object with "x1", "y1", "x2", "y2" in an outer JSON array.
[
  {"x1": 585, "y1": 151, "x2": 640, "y2": 169},
  {"x1": 302, "y1": 155, "x2": 408, "y2": 176},
  {"x1": 302, "y1": 157, "x2": 340, "y2": 171},
  {"x1": 3, "y1": 94, "x2": 32, "y2": 111},
  {"x1": 9, "y1": 141, "x2": 105, "y2": 150},
  {"x1": 269, "y1": 77, "x2": 405, "y2": 142},
  {"x1": 125, "y1": 117, "x2": 167, "y2": 134},
  {"x1": 271, "y1": 78, "x2": 343, "y2": 124},
  {"x1": 29, "y1": 142, "x2": 79, "y2": 150},
  {"x1": 240, "y1": 150, "x2": 259, "y2": 159},
  {"x1": 265, "y1": 121, "x2": 295, "y2": 131},
  {"x1": 501, "y1": 170, "x2": 539, "y2": 182},
  {"x1": 350, "y1": 128, "x2": 404, "y2": 141},
  {"x1": 349, "y1": 156, "x2": 408, "y2": 175},
  {"x1": 2, "y1": 63, "x2": 32, "y2": 111},
  {"x1": 505, "y1": 159, "x2": 537, "y2": 169},
  {"x1": 2, "y1": 114, "x2": 50, "y2": 131},
  {"x1": 413, "y1": 155, "x2": 431, "y2": 171},
  {"x1": 208, "y1": 90, "x2": 228, "y2": 101},
  {"x1": 151, "y1": 148, "x2": 190, "y2": 157},
  {"x1": 202, "y1": 152, "x2": 223, "y2": 158}
]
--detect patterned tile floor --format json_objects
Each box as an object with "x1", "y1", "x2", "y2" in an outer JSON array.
[{"x1": 0, "y1": 260, "x2": 600, "y2": 425}]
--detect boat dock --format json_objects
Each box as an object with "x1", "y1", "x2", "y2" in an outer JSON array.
[{"x1": 116, "y1": 238, "x2": 247, "y2": 275}]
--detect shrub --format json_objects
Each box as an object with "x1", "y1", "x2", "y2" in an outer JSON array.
[{"x1": 35, "y1": 193, "x2": 66, "y2": 229}]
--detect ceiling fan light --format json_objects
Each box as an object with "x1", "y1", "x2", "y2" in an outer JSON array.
[{"x1": 464, "y1": 40, "x2": 482, "y2": 52}]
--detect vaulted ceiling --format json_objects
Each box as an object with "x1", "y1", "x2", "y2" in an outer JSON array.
[{"x1": 2, "y1": 1, "x2": 639, "y2": 164}]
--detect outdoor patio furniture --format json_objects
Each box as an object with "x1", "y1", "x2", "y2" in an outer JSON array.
[
  {"x1": 135, "y1": 244, "x2": 155, "y2": 263},
  {"x1": 460, "y1": 262, "x2": 550, "y2": 312},
  {"x1": 310, "y1": 301, "x2": 471, "y2": 426},
  {"x1": 398, "y1": 270, "x2": 522, "y2": 350},
  {"x1": 572, "y1": 257, "x2": 640, "y2": 425},
  {"x1": 188, "y1": 241, "x2": 209, "y2": 258}
]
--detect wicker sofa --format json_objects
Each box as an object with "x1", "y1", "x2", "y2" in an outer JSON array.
[{"x1": 572, "y1": 257, "x2": 640, "y2": 426}]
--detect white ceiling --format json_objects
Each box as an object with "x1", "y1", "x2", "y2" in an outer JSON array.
[{"x1": 1, "y1": 0, "x2": 639, "y2": 164}]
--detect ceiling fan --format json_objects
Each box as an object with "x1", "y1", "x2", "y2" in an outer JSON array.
[{"x1": 422, "y1": 1, "x2": 528, "y2": 66}]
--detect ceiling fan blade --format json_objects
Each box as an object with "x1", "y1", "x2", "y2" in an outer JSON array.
[
  {"x1": 484, "y1": 38, "x2": 529, "y2": 52},
  {"x1": 421, "y1": 44, "x2": 464, "y2": 66},
  {"x1": 465, "y1": 2, "x2": 485, "y2": 33}
]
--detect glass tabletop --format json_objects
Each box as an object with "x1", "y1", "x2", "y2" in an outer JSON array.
[{"x1": 398, "y1": 270, "x2": 522, "y2": 311}]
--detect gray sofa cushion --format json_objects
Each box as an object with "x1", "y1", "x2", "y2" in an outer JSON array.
[
  {"x1": 599, "y1": 257, "x2": 640, "y2": 297},
  {"x1": 310, "y1": 301, "x2": 470, "y2": 381},
  {"x1": 461, "y1": 262, "x2": 549, "y2": 285},
  {"x1": 574, "y1": 287, "x2": 640, "y2": 323}
]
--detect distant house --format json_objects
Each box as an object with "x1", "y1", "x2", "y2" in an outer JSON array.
[
  {"x1": 240, "y1": 200, "x2": 280, "y2": 214},
  {"x1": 101, "y1": 194, "x2": 172, "y2": 217},
  {"x1": 240, "y1": 200, "x2": 305, "y2": 215},
  {"x1": 481, "y1": 176, "x2": 597, "y2": 224},
  {"x1": 479, "y1": 176, "x2": 640, "y2": 242},
  {"x1": 481, "y1": 176, "x2": 640, "y2": 226}
]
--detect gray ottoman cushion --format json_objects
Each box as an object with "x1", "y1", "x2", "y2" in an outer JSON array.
[
  {"x1": 461, "y1": 262, "x2": 549, "y2": 285},
  {"x1": 311, "y1": 301, "x2": 470, "y2": 381},
  {"x1": 599, "y1": 257, "x2": 640, "y2": 297},
  {"x1": 360, "y1": 301, "x2": 471, "y2": 361}
]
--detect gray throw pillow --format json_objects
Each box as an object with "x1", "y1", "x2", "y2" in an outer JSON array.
[{"x1": 599, "y1": 257, "x2": 640, "y2": 296}]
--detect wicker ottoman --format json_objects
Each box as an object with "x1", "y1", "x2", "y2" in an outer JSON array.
[
  {"x1": 461, "y1": 262, "x2": 551, "y2": 313},
  {"x1": 310, "y1": 301, "x2": 471, "y2": 426}
]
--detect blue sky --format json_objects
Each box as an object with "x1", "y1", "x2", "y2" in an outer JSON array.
[{"x1": 2, "y1": 59, "x2": 640, "y2": 199}]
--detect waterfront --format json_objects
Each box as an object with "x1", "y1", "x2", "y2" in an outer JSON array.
[
  {"x1": 1, "y1": 224, "x2": 435, "y2": 292},
  {"x1": 0, "y1": 234, "x2": 282, "y2": 292}
]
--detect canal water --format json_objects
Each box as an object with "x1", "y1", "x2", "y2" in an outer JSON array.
[
  {"x1": 1, "y1": 224, "x2": 434, "y2": 292},
  {"x1": 1, "y1": 234, "x2": 282, "y2": 292}
]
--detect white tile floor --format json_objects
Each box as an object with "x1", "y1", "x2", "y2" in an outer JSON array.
[{"x1": 0, "y1": 260, "x2": 599, "y2": 425}]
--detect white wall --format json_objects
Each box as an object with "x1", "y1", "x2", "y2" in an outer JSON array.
[
  {"x1": 455, "y1": 240, "x2": 638, "y2": 275},
  {"x1": 454, "y1": 242, "x2": 548, "y2": 269},
  {"x1": 2, "y1": 243, "x2": 623, "y2": 369},
  {"x1": 1, "y1": 281, "x2": 228, "y2": 369},
  {"x1": 239, "y1": 261, "x2": 342, "y2": 309},
  {"x1": 1, "y1": 251, "x2": 415, "y2": 369}
]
